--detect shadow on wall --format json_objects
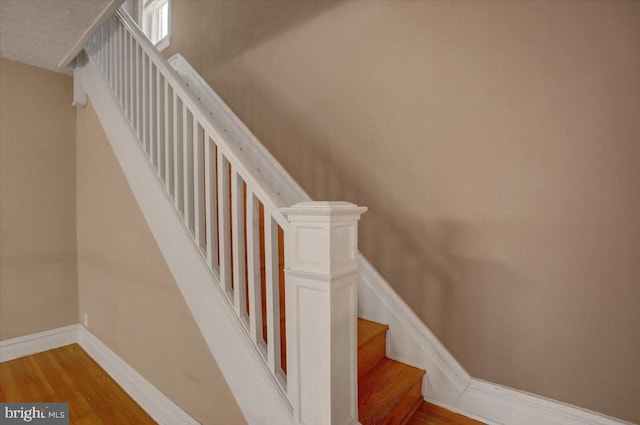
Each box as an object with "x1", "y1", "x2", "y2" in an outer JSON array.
[
  {"x1": 222, "y1": 62, "x2": 530, "y2": 362},
  {"x1": 168, "y1": 1, "x2": 568, "y2": 377}
]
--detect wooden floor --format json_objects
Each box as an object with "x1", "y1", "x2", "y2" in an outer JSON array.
[
  {"x1": 407, "y1": 402, "x2": 484, "y2": 425},
  {"x1": 0, "y1": 343, "x2": 482, "y2": 425},
  {"x1": 0, "y1": 344, "x2": 155, "y2": 424}
]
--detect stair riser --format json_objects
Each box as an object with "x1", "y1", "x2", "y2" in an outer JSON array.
[{"x1": 359, "y1": 332, "x2": 387, "y2": 378}]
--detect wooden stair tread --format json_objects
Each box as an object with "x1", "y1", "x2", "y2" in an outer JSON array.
[
  {"x1": 359, "y1": 358, "x2": 425, "y2": 425},
  {"x1": 358, "y1": 318, "x2": 389, "y2": 348}
]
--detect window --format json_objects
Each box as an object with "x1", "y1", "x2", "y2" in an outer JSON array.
[{"x1": 141, "y1": 0, "x2": 171, "y2": 52}]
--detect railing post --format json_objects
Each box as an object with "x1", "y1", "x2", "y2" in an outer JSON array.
[
  {"x1": 281, "y1": 201, "x2": 367, "y2": 425},
  {"x1": 72, "y1": 55, "x2": 87, "y2": 108}
]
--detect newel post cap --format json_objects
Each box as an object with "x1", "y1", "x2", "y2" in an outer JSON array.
[{"x1": 281, "y1": 201, "x2": 367, "y2": 219}]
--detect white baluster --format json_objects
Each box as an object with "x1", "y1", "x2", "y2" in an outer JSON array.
[
  {"x1": 115, "y1": 20, "x2": 119, "y2": 102},
  {"x1": 183, "y1": 108, "x2": 194, "y2": 233},
  {"x1": 165, "y1": 82, "x2": 173, "y2": 197},
  {"x1": 127, "y1": 31, "x2": 133, "y2": 122},
  {"x1": 174, "y1": 95, "x2": 184, "y2": 213},
  {"x1": 107, "y1": 21, "x2": 112, "y2": 86},
  {"x1": 117, "y1": 21, "x2": 123, "y2": 105},
  {"x1": 264, "y1": 214, "x2": 282, "y2": 381},
  {"x1": 142, "y1": 54, "x2": 148, "y2": 151},
  {"x1": 246, "y1": 191, "x2": 264, "y2": 350},
  {"x1": 110, "y1": 18, "x2": 115, "y2": 90},
  {"x1": 193, "y1": 122, "x2": 205, "y2": 250},
  {"x1": 217, "y1": 151, "x2": 232, "y2": 295},
  {"x1": 157, "y1": 71, "x2": 165, "y2": 180},
  {"x1": 133, "y1": 40, "x2": 142, "y2": 136},
  {"x1": 232, "y1": 172, "x2": 247, "y2": 322},
  {"x1": 150, "y1": 63, "x2": 157, "y2": 167},
  {"x1": 204, "y1": 135, "x2": 219, "y2": 269}
]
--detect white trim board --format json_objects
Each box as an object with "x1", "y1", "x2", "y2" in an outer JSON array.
[
  {"x1": 448, "y1": 379, "x2": 634, "y2": 425},
  {"x1": 0, "y1": 325, "x2": 199, "y2": 424},
  {"x1": 357, "y1": 256, "x2": 471, "y2": 404},
  {"x1": 76, "y1": 326, "x2": 199, "y2": 425},
  {"x1": 0, "y1": 325, "x2": 78, "y2": 363}
]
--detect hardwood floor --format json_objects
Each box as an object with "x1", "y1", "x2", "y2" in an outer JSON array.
[
  {"x1": 0, "y1": 344, "x2": 155, "y2": 424},
  {"x1": 407, "y1": 402, "x2": 484, "y2": 425}
]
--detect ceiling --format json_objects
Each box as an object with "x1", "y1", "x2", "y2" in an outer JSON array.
[{"x1": 0, "y1": 0, "x2": 114, "y2": 73}]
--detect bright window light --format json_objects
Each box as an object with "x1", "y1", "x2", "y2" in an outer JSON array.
[
  {"x1": 141, "y1": 0, "x2": 170, "y2": 51},
  {"x1": 159, "y1": 2, "x2": 168, "y2": 40}
]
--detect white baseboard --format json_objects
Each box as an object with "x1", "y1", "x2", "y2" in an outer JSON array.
[
  {"x1": 0, "y1": 325, "x2": 199, "y2": 424},
  {"x1": 77, "y1": 326, "x2": 199, "y2": 425},
  {"x1": 447, "y1": 379, "x2": 633, "y2": 425},
  {"x1": 0, "y1": 325, "x2": 79, "y2": 362}
]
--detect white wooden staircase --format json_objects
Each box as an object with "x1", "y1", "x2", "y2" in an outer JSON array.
[{"x1": 73, "y1": 9, "x2": 474, "y2": 425}]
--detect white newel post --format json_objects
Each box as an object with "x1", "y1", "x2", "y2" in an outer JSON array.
[{"x1": 281, "y1": 201, "x2": 367, "y2": 425}]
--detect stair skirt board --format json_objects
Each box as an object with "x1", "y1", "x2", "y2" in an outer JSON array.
[
  {"x1": 77, "y1": 58, "x2": 295, "y2": 425},
  {"x1": 0, "y1": 324, "x2": 198, "y2": 425},
  {"x1": 450, "y1": 380, "x2": 635, "y2": 425}
]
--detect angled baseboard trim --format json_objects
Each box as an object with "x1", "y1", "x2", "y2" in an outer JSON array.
[
  {"x1": 357, "y1": 255, "x2": 472, "y2": 405},
  {"x1": 77, "y1": 326, "x2": 199, "y2": 425},
  {"x1": 440, "y1": 379, "x2": 633, "y2": 425},
  {"x1": 0, "y1": 325, "x2": 199, "y2": 424},
  {"x1": 0, "y1": 325, "x2": 79, "y2": 363}
]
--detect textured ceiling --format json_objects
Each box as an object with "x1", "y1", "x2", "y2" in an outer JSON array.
[{"x1": 0, "y1": 0, "x2": 112, "y2": 73}]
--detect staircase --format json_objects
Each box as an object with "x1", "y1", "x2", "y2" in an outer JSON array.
[
  {"x1": 74, "y1": 8, "x2": 478, "y2": 425},
  {"x1": 358, "y1": 319, "x2": 425, "y2": 425}
]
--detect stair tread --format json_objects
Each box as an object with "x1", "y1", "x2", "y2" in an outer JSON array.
[
  {"x1": 358, "y1": 318, "x2": 389, "y2": 348},
  {"x1": 359, "y1": 358, "x2": 426, "y2": 425}
]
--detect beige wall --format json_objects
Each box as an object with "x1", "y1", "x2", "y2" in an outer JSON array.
[
  {"x1": 166, "y1": 1, "x2": 640, "y2": 421},
  {"x1": 0, "y1": 58, "x2": 78, "y2": 340},
  {"x1": 76, "y1": 101, "x2": 246, "y2": 425}
]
